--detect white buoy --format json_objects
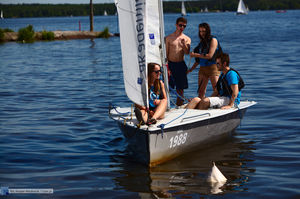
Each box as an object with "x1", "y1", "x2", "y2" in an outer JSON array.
[
  {"x1": 207, "y1": 162, "x2": 227, "y2": 194},
  {"x1": 207, "y1": 162, "x2": 227, "y2": 183}
]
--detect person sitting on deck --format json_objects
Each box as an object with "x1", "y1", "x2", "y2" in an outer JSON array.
[
  {"x1": 135, "y1": 63, "x2": 168, "y2": 125},
  {"x1": 186, "y1": 53, "x2": 243, "y2": 110}
]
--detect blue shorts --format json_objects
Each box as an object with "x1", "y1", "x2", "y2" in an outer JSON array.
[{"x1": 168, "y1": 61, "x2": 188, "y2": 90}]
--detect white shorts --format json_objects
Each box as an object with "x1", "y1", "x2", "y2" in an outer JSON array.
[{"x1": 208, "y1": 96, "x2": 230, "y2": 108}]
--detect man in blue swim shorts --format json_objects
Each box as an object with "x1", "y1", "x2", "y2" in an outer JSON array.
[{"x1": 166, "y1": 17, "x2": 191, "y2": 106}]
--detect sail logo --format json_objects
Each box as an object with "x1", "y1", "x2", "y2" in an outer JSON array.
[
  {"x1": 135, "y1": 0, "x2": 145, "y2": 73},
  {"x1": 149, "y1": 33, "x2": 155, "y2": 45}
]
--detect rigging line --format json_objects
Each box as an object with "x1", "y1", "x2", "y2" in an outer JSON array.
[
  {"x1": 169, "y1": 87, "x2": 190, "y2": 103},
  {"x1": 158, "y1": 108, "x2": 188, "y2": 137},
  {"x1": 109, "y1": 104, "x2": 131, "y2": 117},
  {"x1": 115, "y1": 1, "x2": 143, "y2": 15}
]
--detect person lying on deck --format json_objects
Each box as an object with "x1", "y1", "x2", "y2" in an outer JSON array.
[
  {"x1": 186, "y1": 53, "x2": 243, "y2": 110},
  {"x1": 135, "y1": 63, "x2": 168, "y2": 125}
]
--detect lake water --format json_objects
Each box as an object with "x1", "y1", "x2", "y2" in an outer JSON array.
[{"x1": 1, "y1": 10, "x2": 300, "y2": 198}]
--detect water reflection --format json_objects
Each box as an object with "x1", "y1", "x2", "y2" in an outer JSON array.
[{"x1": 112, "y1": 135, "x2": 256, "y2": 198}]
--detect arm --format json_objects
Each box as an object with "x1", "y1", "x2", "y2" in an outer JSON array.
[
  {"x1": 187, "y1": 62, "x2": 199, "y2": 74},
  {"x1": 154, "y1": 81, "x2": 167, "y2": 106},
  {"x1": 190, "y1": 38, "x2": 217, "y2": 60},
  {"x1": 181, "y1": 37, "x2": 191, "y2": 55},
  {"x1": 221, "y1": 84, "x2": 238, "y2": 109},
  {"x1": 205, "y1": 38, "x2": 218, "y2": 59}
]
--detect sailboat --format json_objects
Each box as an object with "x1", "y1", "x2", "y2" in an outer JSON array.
[
  {"x1": 110, "y1": 0, "x2": 256, "y2": 167},
  {"x1": 181, "y1": 1, "x2": 186, "y2": 16},
  {"x1": 104, "y1": 10, "x2": 108, "y2": 16},
  {"x1": 1, "y1": 10, "x2": 3, "y2": 19},
  {"x1": 236, "y1": 0, "x2": 249, "y2": 15}
]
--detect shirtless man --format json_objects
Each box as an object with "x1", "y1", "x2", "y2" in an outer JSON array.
[{"x1": 166, "y1": 17, "x2": 191, "y2": 106}]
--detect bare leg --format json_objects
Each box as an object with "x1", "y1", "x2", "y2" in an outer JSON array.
[
  {"x1": 176, "y1": 89, "x2": 184, "y2": 106},
  {"x1": 198, "y1": 74, "x2": 209, "y2": 99},
  {"x1": 135, "y1": 104, "x2": 148, "y2": 123},
  {"x1": 140, "y1": 109, "x2": 148, "y2": 123},
  {"x1": 186, "y1": 97, "x2": 201, "y2": 109},
  {"x1": 152, "y1": 98, "x2": 167, "y2": 120},
  {"x1": 197, "y1": 97, "x2": 210, "y2": 110},
  {"x1": 209, "y1": 75, "x2": 219, "y2": 91}
]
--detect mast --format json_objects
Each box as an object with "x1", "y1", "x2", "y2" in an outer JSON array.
[
  {"x1": 90, "y1": 0, "x2": 94, "y2": 31},
  {"x1": 158, "y1": 0, "x2": 170, "y2": 108}
]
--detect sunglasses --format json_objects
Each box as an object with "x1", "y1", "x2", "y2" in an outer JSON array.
[
  {"x1": 178, "y1": 24, "x2": 186, "y2": 28},
  {"x1": 153, "y1": 70, "x2": 162, "y2": 74}
]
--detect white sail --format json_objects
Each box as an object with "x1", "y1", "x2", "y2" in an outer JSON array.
[
  {"x1": 1, "y1": 10, "x2": 3, "y2": 19},
  {"x1": 104, "y1": 10, "x2": 108, "y2": 16},
  {"x1": 181, "y1": 1, "x2": 186, "y2": 16},
  {"x1": 237, "y1": 0, "x2": 248, "y2": 15},
  {"x1": 115, "y1": 0, "x2": 164, "y2": 107}
]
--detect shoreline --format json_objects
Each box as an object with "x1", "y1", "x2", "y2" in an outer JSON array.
[{"x1": 2, "y1": 30, "x2": 116, "y2": 42}]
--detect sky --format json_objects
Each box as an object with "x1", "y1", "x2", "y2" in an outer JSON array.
[
  {"x1": 0, "y1": 0, "x2": 114, "y2": 4},
  {"x1": 0, "y1": 0, "x2": 185, "y2": 4}
]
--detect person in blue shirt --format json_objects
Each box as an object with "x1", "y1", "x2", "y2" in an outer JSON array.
[
  {"x1": 135, "y1": 63, "x2": 167, "y2": 125},
  {"x1": 187, "y1": 23, "x2": 221, "y2": 99},
  {"x1": 186, "y1": 53, "x2": 242, "y2": 110}
]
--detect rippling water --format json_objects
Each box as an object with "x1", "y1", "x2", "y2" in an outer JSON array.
[{"x1": 1, "y1": 11, "x2": 300, "y2": 198}]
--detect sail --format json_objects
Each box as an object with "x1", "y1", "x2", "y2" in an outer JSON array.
[
  {"x1": 115, "y1": 0, "x2": 164, "y2": 107},
  {"x1": 237, "y1": 0, "x2": 248, "y2": 15},
  {"x1": 181, "y1": 1, "x2": 186, "y2": 16}
]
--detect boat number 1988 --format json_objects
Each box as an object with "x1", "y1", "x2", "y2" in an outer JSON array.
[{"x1": 169, "y1": 132, "x2": 188, "y2": 148}]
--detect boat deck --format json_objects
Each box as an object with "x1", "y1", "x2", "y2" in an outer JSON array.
[{"x1": 109, "y1": 101, "x2": 257, "y2": 131}]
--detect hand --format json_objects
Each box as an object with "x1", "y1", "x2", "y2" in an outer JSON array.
[
  {"x1": 221, "y1": 105, "x2": 232, "y2": 110},
  {"x1": 190, "y1": 52, "x2": 195, "y2": 57},
  {"x1": 181, "y1": 38, "x2": 186, "y2": 45},
  {"x1": 149, "y1": 110, "x2": 154, "y2": 118},
  {"x1": 154, "y1": 99, "x2": 160, "y2": 106}
]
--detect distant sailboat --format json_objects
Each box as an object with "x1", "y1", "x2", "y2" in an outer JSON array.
[
  {"x1": 1, "y1": 10, "x2": 3, "y2": 19},
  {"x1": 104, "y1": 10, "x2": 108, "y2": 16},
  {"x1": 181, "y1": 1, "x2": 186, "y2": 16},
  {"x1": 236, "y1": 0, "x2": 248, "y2": 15}
]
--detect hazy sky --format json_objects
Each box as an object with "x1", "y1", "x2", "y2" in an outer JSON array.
[
  {"x1": 0, "y1": 0, "x2": 114, "y2": 4},
  {"x1": 0, "y1": 0, "x2": 183, "y2": 4}
]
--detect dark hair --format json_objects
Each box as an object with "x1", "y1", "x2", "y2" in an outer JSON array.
[
  {"x1": 198, "y1": 23, "x2": 212, "y2": 52},
  {"x1": 198, "y1": 22, "x2": 211, "y2": 41},
  {"x1": 148, "y1": 62, "x2": 161, "y2": 94},
  {"x1": 216, "y1": 53, "x2": 230, "y2": 66},
  {"x1": 176, "y1": 17, "x2": 187, "y2": 24}
]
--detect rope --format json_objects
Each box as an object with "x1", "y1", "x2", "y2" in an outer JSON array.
[
  {"x1": 157, "y1": 108, "x2": 188, "y2": 138},
  {"x1": 169, "y1": 87, "x2": 189, "y2": 103},
  {"x1": 108, "y1": 102, "x2": 132, "y2": 121}
]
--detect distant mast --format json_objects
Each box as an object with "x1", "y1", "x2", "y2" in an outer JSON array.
[
  {"x1": 90, "y1": 0, "x2": 94, "y2": 31},
  {"x1": 236, "y1": 0, "x2": 248, "y2": 15},
  {"x1": 181, "y1": 1, "x2": 186, "y2": 16}
]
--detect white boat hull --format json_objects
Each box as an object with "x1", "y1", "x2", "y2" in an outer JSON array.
[{"x1": 110, "y1": 101, "x2": 256, "y2": 167}]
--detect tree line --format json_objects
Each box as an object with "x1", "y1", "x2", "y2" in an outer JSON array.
[{"x1": 0, "y1": 0, "x2": 299, "y2": 18}]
